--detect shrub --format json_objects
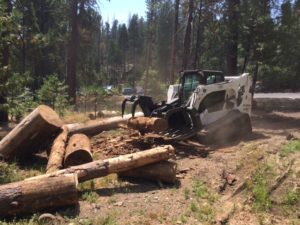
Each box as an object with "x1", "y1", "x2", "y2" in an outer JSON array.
[
  {"x1": 6, "y1": 72, "x2": 37, "y2": 121},
  {"x1": 37, "y1": 74, "x2": 70, "y2": 116}
]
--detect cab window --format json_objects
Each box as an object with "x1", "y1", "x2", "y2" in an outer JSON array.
[
  {"x1": 206, "y1": 73, "x2": 225, "y2": 85},
  {"x1": 183, "y1": 73, "x2": 200, "y2": 103}
]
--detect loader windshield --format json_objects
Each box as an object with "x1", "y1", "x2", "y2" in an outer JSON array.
[{"x1": 182, "y1": 72, "x2": 204, "y2": 103}]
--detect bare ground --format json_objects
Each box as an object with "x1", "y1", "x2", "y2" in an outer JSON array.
[{"x1": 0, "y1": 109, "x2": 299, "y2": 225}]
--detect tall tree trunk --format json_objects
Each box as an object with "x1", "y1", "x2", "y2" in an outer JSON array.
[
  {"x1": 226, "y1": 0, "x2": 240, "y2": 76},
  {"x1": 193, "y1": 0, "x2": 203, "y2": 69},
  {"x1": 66, "y1": 0, "x2": 79, "y2": 104},
  {"x1": 170, "y1": 0, "x2": 180, "y2": 83},
  {"x1": 0, "y1": 0, "x2": 12, "y2": 123},
  {"x1": 182, "y1": 0, "x2": 194, "y2": 70},
  {"x1": 144, "y1": 0, "x2": 155, "y2": 95}
]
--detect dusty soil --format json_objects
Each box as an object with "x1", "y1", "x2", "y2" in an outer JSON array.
[
  {"x1": 68, "y1": 109, "x2": 300, "y2": 225},
  {"x1": 1, "y1": 109, "x2": 299, "y2": 225}
]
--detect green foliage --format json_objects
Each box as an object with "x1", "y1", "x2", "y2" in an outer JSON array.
[
  {"x1": 280, "y1": 140, "x2": 300, "y2": 157},
  {"x1": 6, "y1": 72, "x2": 37, "y2": 120},
  {"x1": 81, "y1": 191, "x2": 99, "y2": 204},
  {"x1": 0, "y1": 214, "x2": 40, "y2": 225},
  {"x1": 260, "y1": 65, "x2": 297, "y2": 91},
  {"x1": 285, "y1": 190, "x2": 299, "y2": 206},
  {"x1": 0, "y1": 161, "x2": 23, "y2": 184},
  {"x1": 192, "y1": 180, "x2": 218, "y2": 203},
  {"x1": 37, "y1": 74, "x2": 70, "y2": 116},
  {"x1": 249, "y1": 165, "x2": 273, "y2": 212}
]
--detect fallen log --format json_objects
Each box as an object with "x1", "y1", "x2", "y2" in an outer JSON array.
[
  {"x1": 118, "y1": 161, "x2": 177, "y2": 184},
  {"x1": 0, "y1": 105, "x2": 63, "y2": 160},
  {"x1": 0, "y1": 174, "x2": 78, "y2": 217},
  {"x1": 64, "y1": 134, "x2": 93, "y2": 167},
  {"x1": 127, "y1": 117, "x2": 168, "y2": 133},
  {"x1": 46, "y1": 126, "x2": 69, "y2": 173},
  {"x1": 27, "y1": 145, "x2": 175, "y2": 183},
  {"x1": 66, "y1": 112, "x2": 143, "y2": 136}
]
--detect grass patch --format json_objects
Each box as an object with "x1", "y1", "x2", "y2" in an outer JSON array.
[
  {"x1": 192, "y1": 181, "x2": 218, "y2": 203},
  {"x1": 81, "y1": 191, "x2": 99, "y2": 203},
  {"x1": 183, "y1": 180, "x2": 217, "y2": 224},
  {"x1": 69, "y1": 213, "x2": 117, "y2": 225},
  {"x1": 0, "y1": 161, "x2": 24, "y2": 184},
  {"x1": 285, "y1": 190, "x2": 299, "y2": 206},
  {"x1": 97, "y1": 214, "x2": 117, "y2": 225},
  {"x1": 0, "y1": 214, "x2": 40, "y2": 225},
  {"x1": 280, "y1": 140, "x2": 300, "y2": 157},
  {"x1": 183, "y1": 188, "x2": 190, "y2": 200},
  {"x1": 247, "y1": 165, "x2": 274, "y2": 212}
]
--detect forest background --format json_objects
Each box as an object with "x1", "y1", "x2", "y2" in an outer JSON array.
[{"x1": 0, "y1": 0, "x2": 299, "y2": 122}]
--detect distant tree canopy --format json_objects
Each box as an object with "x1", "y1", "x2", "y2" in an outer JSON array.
[{"x1": 0, "y1": 0, "x2": 300, "y2": 121}]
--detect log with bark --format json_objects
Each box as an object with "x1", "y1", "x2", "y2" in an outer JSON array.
[
  {"x1": 0, "y1": 174, "x2": 78, "y2": 217},
  {"x1": 64, "y1": 133, "x2": 93, "y2": 167},
  {"x1": 127, "y1": 117, "x2": 168, "y2": 133},
  {"x1": 66, "y1": 112, "x2": 143, "y2": 136},
  {"x1": 46, "y1": 126, "x2": 69, "y2": 173},
  {"x1": 0, "y1": 105, "x2": 63, "y2": 160},
  {"x1": 118, "y1": 161, "x2": 177, "y2": 184},
  {"x1": 27, "y1": 145, "x2": 175, "y2": 183},
  {"x1": 67, "y1": 112, "x2": 144, "y2": 136}
]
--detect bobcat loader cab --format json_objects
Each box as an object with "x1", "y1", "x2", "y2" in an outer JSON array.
[{"x1": 122, "y1": 70, "x2": 253, "y2": 141}]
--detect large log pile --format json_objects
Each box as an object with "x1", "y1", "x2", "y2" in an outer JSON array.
[
  {"x1": 28, "y1": 145, "x2": 175, "y2": 183},
  {"x1": 0, "y1": 146, "x2": 175, "y2": 217},
  {"x1": 0, "y1": 106, "x2": 177, "y2": 217}
]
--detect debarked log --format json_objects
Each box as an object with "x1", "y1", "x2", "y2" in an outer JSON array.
[
  {"x1": 118, "y1": 161, "x2": 177, "y2": 184},
  {"x1": 127, "y1": 117, "x2": 168, "y2": 133},
  {"x1": 66, "y1": 112, "x2": 144, "y2": 136},
  {"x1": 0, "y1": 174, "x2": 78, "y2": 217},
  {"x1": 0, "y1": 105, "x2": 63, "y2": 160},
  {"x1": 27, "y1": 145, "x2": 175, "y2": 183},
  {"x1": 46, "y1": 126, "x2": 69, "y2": 173},
  {"x1": 64, "y1": 133, "x2": 93, "y2": 167}
]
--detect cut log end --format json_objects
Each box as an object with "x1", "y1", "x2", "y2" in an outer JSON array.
[
  {"x1": 38, "y1": 105, "x2": 64, "y2": 127},
  {"x1": 64, "y1": 133, "x2": 93, "y2": 167},
  {"x1": 64, "y1": 150, "x2": 93, "y2": 168}
]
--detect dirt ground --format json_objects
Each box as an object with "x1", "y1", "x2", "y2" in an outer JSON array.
[
  {"x1": 67, "y1": 109, "x2": 300, "y2": 225},
  {"x1": 0, "y1": 109, "x2": 299, "y2": 225}
]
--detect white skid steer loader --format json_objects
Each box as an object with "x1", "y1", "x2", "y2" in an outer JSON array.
[{"x1": 122, "y1": 70, "x2": 253, "y2": 141}]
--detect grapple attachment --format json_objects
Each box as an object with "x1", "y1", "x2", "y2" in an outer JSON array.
[
  {"x1": 121, "y1": 95, "x2": 157, "y2": 118},
  {"x1": 121, "y1": 95, "x2": 201, "y2": 140}
]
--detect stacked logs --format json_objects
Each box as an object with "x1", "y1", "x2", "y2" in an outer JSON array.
[{"x1": 0, "y1": 105, "x2": 176, "y2": 217}]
